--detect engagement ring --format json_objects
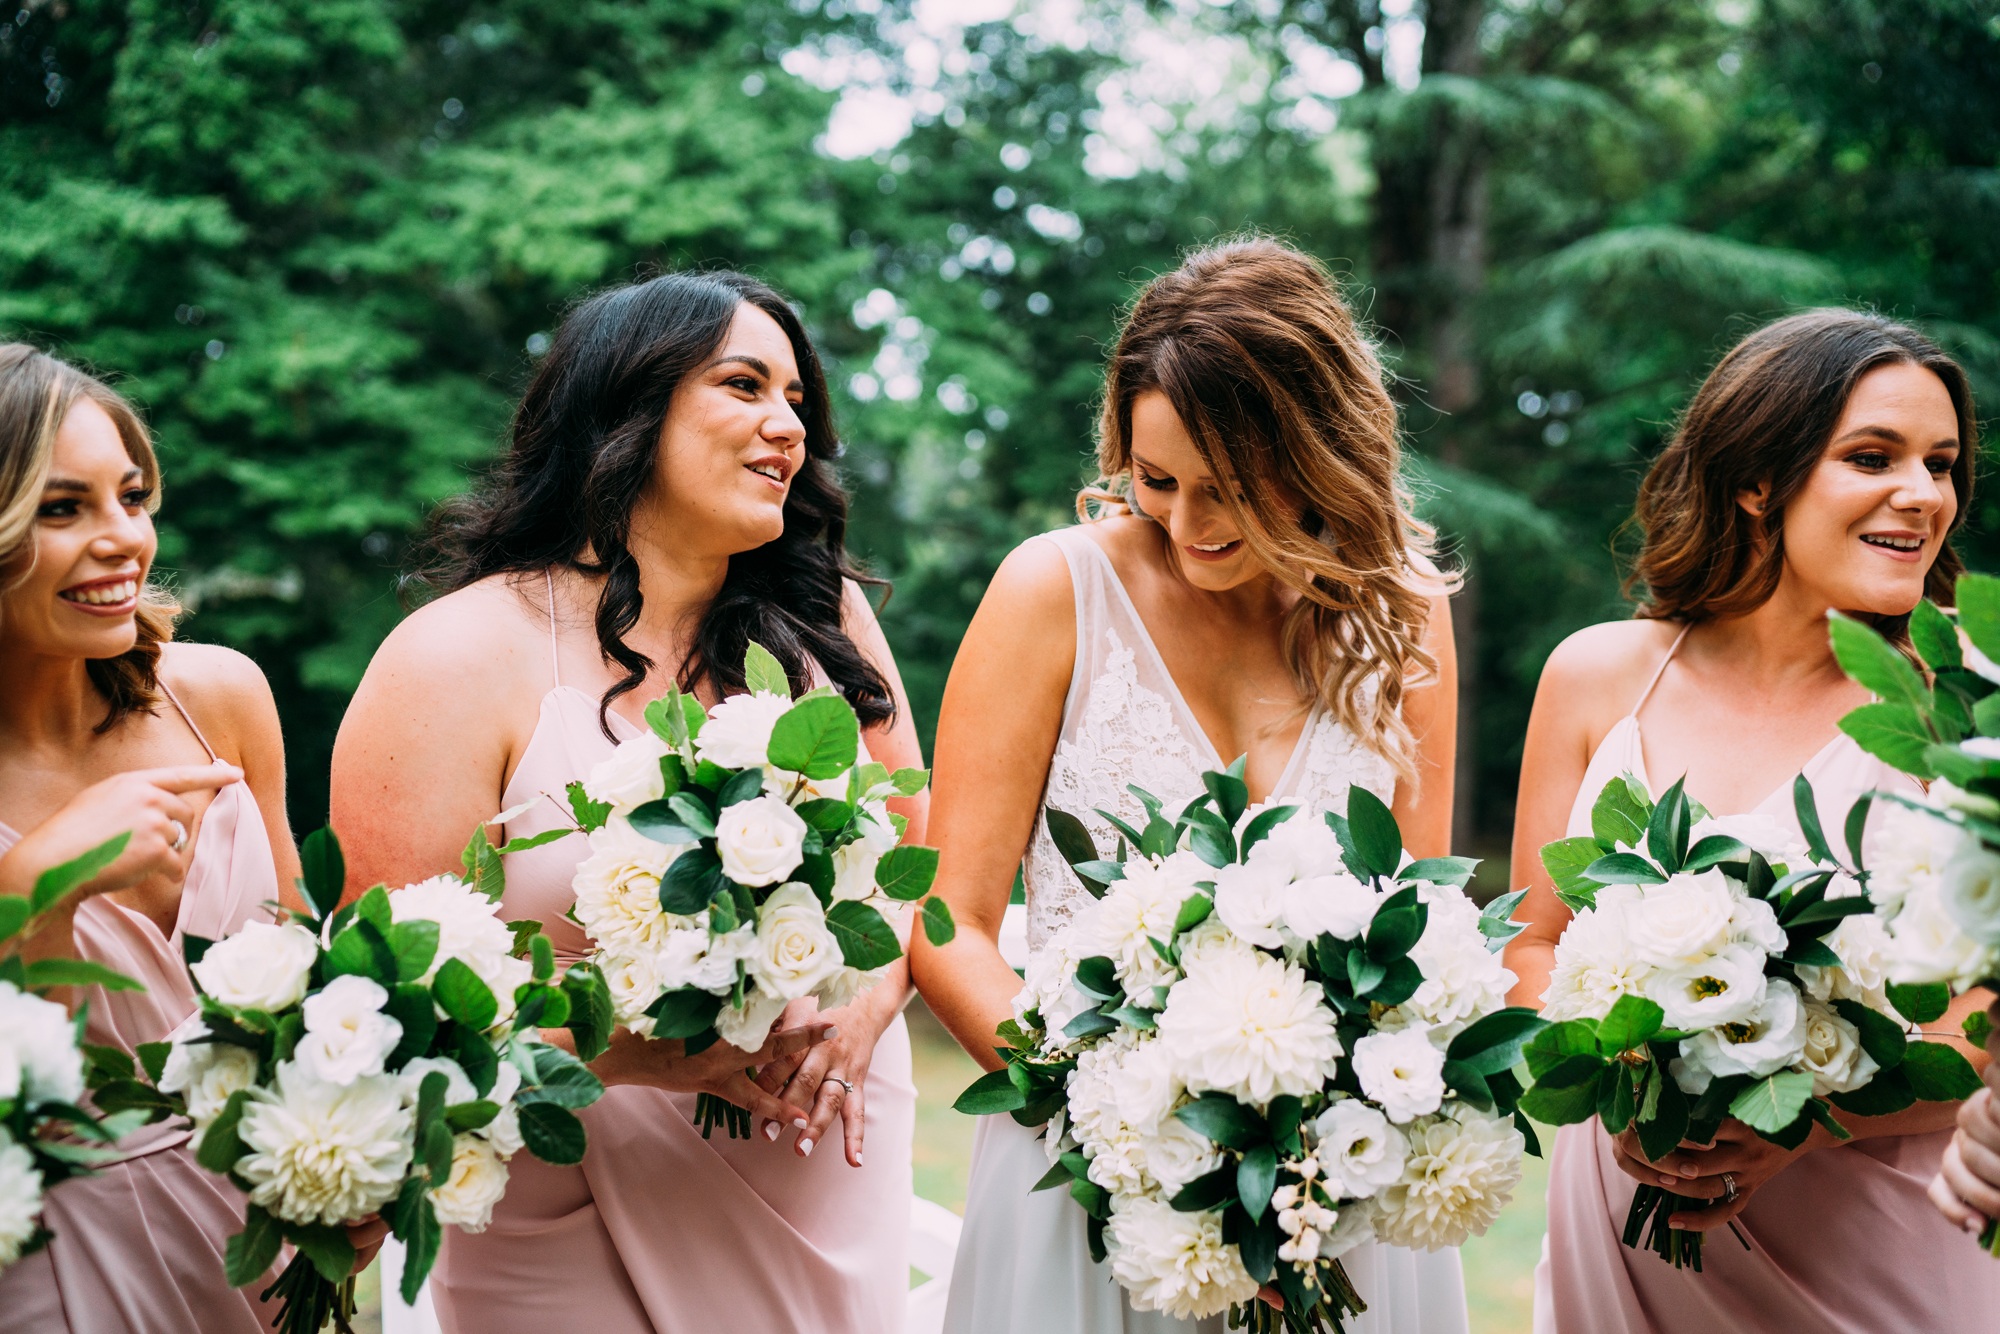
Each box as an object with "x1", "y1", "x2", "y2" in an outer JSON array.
[
  {"x1": 168, "y1": 819, "x2": 188, "y2": 853},
  {"x1": 1721, "y1": 1172, "x2": 1738, "y2": 1205}
]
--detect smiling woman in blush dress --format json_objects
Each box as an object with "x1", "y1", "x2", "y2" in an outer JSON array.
[{"x1": 1504, "y1": 310, "x2": 2000, "y2": 1333}]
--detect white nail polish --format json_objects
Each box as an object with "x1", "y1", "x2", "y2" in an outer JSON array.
[
  {"x1": 855, "y1": 1152, "x2": 863, "y2": 1166},
  {"x1": 793, "y1": 1118, "x2": 808, "y2": 1130},
  {"x1": 763, "y1": 1122, "x2": 779, "y2": 1142},
  {"x1": 800, "y1": 1139, "x2": 814, "y2": 1157},
  {"x1": 823, "y1": 1026, "x2": 838, "y2": 1040}
]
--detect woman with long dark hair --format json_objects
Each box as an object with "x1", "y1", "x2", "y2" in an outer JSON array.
[
  {"x1": 331, "y1": 271, "x2": 926, "y2": 1332},
  {"x1": 1505, "y1": 309, "x2": 2000, "y2": 1330}
]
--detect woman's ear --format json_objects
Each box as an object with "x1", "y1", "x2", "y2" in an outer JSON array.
[{"x1": 1736, "y1": 479, "x2": 1772, "y2": 520}]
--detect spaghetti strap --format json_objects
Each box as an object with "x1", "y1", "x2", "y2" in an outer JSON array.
[
  {"x1": 157, "y1": 679, "x2": 220, "y2": 763},
  {"x1": 1629, "y1": 624, "x2": 1691, "y2": 719},
  {"x1": 544, "y1": 568, "x2": 562, "y2": 690}
]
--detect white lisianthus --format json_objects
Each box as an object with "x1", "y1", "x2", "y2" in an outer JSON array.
[
  {"x1": 1086, "y1": 851, "x2": 1209, "y2": 996},
  {"x1": 1244, "y1": 810, "x2": 1343, "y2": 883},
  {"x1": 1312, "y1": 1099, "x2": 1409, "y2": 1198},
  {"x1": 713, "y1": 796, "x2": 808, "y2": 887},
  {"x1": 1673, "y1": 979, "x2": 1808, "y2": 1092},
  {"x1": 750, "y1": 884, "x2": 844, "y2": 1001},
  {"x1": 1156, "y1": 946, "x2": 1342, "y2": 1105},
  {"x1": 1884, "y1": 885, "x2": 1994, "y2": 990},
  {"x1": 1316, "y1": 1198, "x2": 1378, "y2": 1260},
  {"x1": 397, "y1": 1055, "x2": 476, "y2": 1107},
  {"x1": 1647, "y1": 944, "x2": 1767, "y2": 1030},
  {"x1": 1941, "y1": 840, "x2": 2000, "y2": 946},
  {"x1": 1542, "y1": 886, "x2": 1651, "y2": 1021},
  {"x1": 1350, "y1": 1028, "x2": 1447, "y2": 1125},
  {"x1": 1105, "y1": 1197, "x2": 1259, "y2": 1320},
  {"x1": 813, "y1": 964, "x2": 872, "y2": 1014},
  {"x1": 477, "y1": 1062, "x2": 526, "y2": 1157},
  {"x1": 1370, "y1": 1107, "x2": 1524, "y2": 1250},
  {"x1": 1797, "y1": 915, "x2": 1896, "y2": 1012},
  {"x1": 1211, "y1": 859, "x2": 1290, "y2": 950},
  {"x1": 0, "y1": 1136, "x2": 41, "y2": 1269},
  {"x1": 693, "y1": 690, "x2": 794, "y2": 771},
  {"x1": 296, "y1": 976, "x2": 404, "y2": 1087},
  {"x1": 0, "y1": 982, "x2": 85, "y2": 1105},
  {"x1": 1281, "y1": 873, "x2": 1378, "y2": 943},
  {"x1": 713, "y1": 987, "x2": 788, "y2": 1051},
  {"x1": 1797, "y1": 997, "x2": 1881, "y2": 1096},
  {"x1": 569, "y1": 820, "x2": 685, "y2": 956},
  {"x1": 1111, "y1": 1037, "x2": 1185, "y2": 1132},
  {"x1": 1866, "y1": 801, "x2": 1968, "y2": 914},
  {"x1": 158, "y1": 1020, "x2": 262, "y2": 1128},
  {"x1": 830, "y1": 804, "x2": 900, "y2": 902},
  {"x1": 190, "y1": 921, "x2": 318, "y2": 1012},
  {"x1": 658, "y1": 921, "x2": 757, "y2": 994},
  {"x1": 428, "y1": 1135, "x2": 512, "y2": 1231},
  {"x1": 1629, "y1": 870, "x2": 1738, "y2": 967},
  {"x1": 1727, "y1": 895, "x2": 1788, "y2": 956},
  {"x1": 236, "y1": 1063, "x2": 414, "y2": 1225},
  {"x1": 1400, "y1": 888, "x2": 1514, "y2": 1035},
  {"x1": 582, "y1": 731, "x2": 672, "y2": 813}
]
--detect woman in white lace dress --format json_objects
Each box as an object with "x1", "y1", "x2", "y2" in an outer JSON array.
[{"x1": 911, "y1": 238, "x2": 1469, "y2": 1334}]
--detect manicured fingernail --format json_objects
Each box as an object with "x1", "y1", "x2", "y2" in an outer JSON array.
[
  {"x1": 1659, "y1": 1176, "x2": 1677, "y2": 1187},
  {"x1": 855, "y1": 1152, "x2": 863, "y2": 1165},
  {"x1": 800, "y1": 1138, "x2": 814, "y2": 1157},
  {"x1": 1679, "y1": 1166, "x2": 1699, "y2": 1178},
  {"x1": 823, "y1": 1026, "x2": 838, "y2": 1040},
  {"x1": 764, "y1": 1122, "x2": 779, "y2": 1142},
  {"x1": 793, "y1": 1117, "x2": 808, "y2": 1130}
]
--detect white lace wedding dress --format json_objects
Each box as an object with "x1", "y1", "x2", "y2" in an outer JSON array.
[{"x1": 942, "y1": 525, "x2": 1471, "y2": 1334}]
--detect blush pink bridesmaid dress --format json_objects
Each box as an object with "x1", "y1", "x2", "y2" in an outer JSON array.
[
  {"x1": 1534, "y1": 628, "x2": 2000, "y2": 1332},
  {"x1": 0, "y1": 684, "x2": 281, "y2": 1332},
  {"x1": 427, "y1": 593, "x2": 917, "y2": 1334}
]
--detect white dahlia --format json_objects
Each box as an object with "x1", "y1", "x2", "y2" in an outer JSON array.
[
  {"x1": 236, "y1": 1062, "x2": 413, "y2": 1226},
  {"x1": 0, "y1": 982, "x2": 84, "y2": 1105},
  {"x1": 1370, "y1": 1107, "x2": 1523, "y2": 1250},
  {"x1": 1086, "y1": 851, "x2": 1209, "y2": 996},
  {"x1": 570, "y1": 819, "x2": 685, "y2": 957},
  {"x1": 0, "y1": 1136, "x2": 41, "y2": 1269},
  {"x1": 1157, "y1": 947, "x2": 1342, "y2": 1106},
  {"x1": 1105, "y1": 1197, "x2": 1259, "y2": 1320},
  {"x1": 1541, "y1": 885, "x2": 1652, "y2": 1022}
]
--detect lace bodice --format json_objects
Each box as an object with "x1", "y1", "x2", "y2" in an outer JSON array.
[{"x1": 1020, "y1": 526, "x2": 1398, "y2": 950}]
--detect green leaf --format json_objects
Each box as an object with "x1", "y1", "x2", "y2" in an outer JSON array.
[
  {"x1": 1681, "y1": 835, "x2": 1751, "y2": 874},
  {"x1": 223, "y1": 1205, "x2": 284, "y2": 1288},
  {"x1": 888, "y1": 767, "x2": 930, "y2": 796},
  {"x1": 565, "y1": 781, "x2": 612, "y2": 833},
  {"x1": 297, "y1": 827, "x2": 345, "y2": 921},
  {"x1": 1830, "y1": 1065, "x2": 1916, "y2": 1117},
  {"x1": 1958, "y1": 574, "x2": 2000, "y2": 664},
  {"x1": 1169, "y1": 1166, "x2": 1238, "y2": 1213},
  {"x1": 529, "y1": 932, "x2": 555, "y2": 982},
  {"x1": 136, "y1": 1040, "x2": 171, "y2": 1085},
  {"x1": 29, "y1": 832, "x2": 132, "y2": 916},
  {"x1": 1792, "y1": 774, "x2": 1834, "y2": 866},
  {"x1": 1174, "y1": 892, "x2": 1214, "y2": 934},
  {"x1": 1832, "y1": 999, "x2": 1909, "y2": 1070},
  {"x1": 1344, "y1": 787, "x2": 1404, "y2": 879},
  {"x1": 324, "y1": 918, "x2": 398, "y2": 985},
  {"x1": 433, "y1": 956, "x2": 500, "y2": 1032},
  {"x1": 826, "y1": 899, "x2": 903, "y2": 970},
  {"x1": 1887, "y1": 981, "x2": 1951, "y2": 1025},
  {"x1": 1590, "y1": 774, "x2": 1652, "y2": 851},
  {"x1": 1904, "y1": 1041, "x2": 1984, "y2": 1101},
  {"x1": 1728, "y1": 1069, "x2": 1815, "y2": 1134},
  {"x1": 659, "y1": 847, "x2": 726, "y2": 916},
  {"x1": 1582, "y1": 853, "x2": 1667, "y2": 886},
  {"x1": 1541, "y1": 836, "x2": 1607, "y2": 904},
  {"x1": 875, "y1": 845, "x2": 940, "y2": 900},
  {"x1": 1447, "y1": 1007, "x2": 1550, "y2": 1075},
  {"x1": 496, "y1": 827, "x2": 574, "y2": 857},
  {"x1": 1517, "y1": 1077, "x2": 1599, "y2": 1125},
  {"x1": 1634, "y1": 1071, "x2": 1690, "y2": 1162},
  {"x1": 355, "y1": 884, "x2": 393, "y2": 932},
  {"x1": 1645, "y1": 777, "x2": 1691, "y2": 873},
  {"x1": 716, "y1": 767, "x2": 767, "y2": 810},
  {"x1": 561, "y1": 963, "x2": 616, "y2": 1061},
  {"x1": 1203, "y1": 770, "x2": 1249, "y2": 827},
  {"x1": 953, "y1": 1067, "x2": 1028, "y2": 1115},
  {"x1": 1239, "y1": 804, "x2": 1299, "y2": 856},
  {"x1": 1174, "y1": 1093, "x2": 1267, "y2": 1149},
  {"x1": 521, "y1": 1044, "x2": 606, "y2": 1108},
  {"x1": 1237, "y1": 1143, "x2": 1279, "y2": 1222},
  {"x1": 22, "y1": 958, "x2": 146, "y2": 992},
  {"x1": 461, "y1": 827, "x2": 506, "y2": 902},
  {"x1": 518, "y1": 1102, "x2": 588, "y2": 1164},
  {"x1": 1911, "y1": 599, "x2": 1964, "y2": 671},
  {"x1": 1840, "y1": 702, "x2": 1937, "y2": 777},
  {"x1": 626, "y1": 799, "x2": 702, "y2": 846},
  {"x1": 1597, "y1": 1063, "x2": 1638, "y2": 1135},
  {"x1": 766, "y1": 696, "x2": 861, "y2": 779},
  {"x1": 1365, "y1": 887, "x2": 1428, "y2": 962},
  {"x1": 743, "y1": 640, "x2": 793, "y2": 698},
  {"x1": 288, "y1": 1221, "x2": 358, "y2": 1286},
  {"x1": 1063, "y1": 1008, "x2": 1120, "y2": 1042},
  {"x1": 1595, "y1": 994, "x2": 1664, "y2": 1053},
  {"x1": 666, "y1": 792, "x2": 718, "y2": 838},
  {"x1": 1829, "y1": 612, "x2": 1930, "y2": 710},
  {"x1": 444, "y1": 1099, "x2": 500, "y2": 1133},
  {"x1": 794, "y1": 799, "x2": 855, "y2": 835},
  {"x1": 1524, "y1": 1019, "x2": 1603, "y2": 1076},
  {"x1": 389, "y1": 918, "x2": 441, "y2": 985},
  {"x1": 922, "y1": 895, "x2": 956, "y2": 946},
  {"x1": 1965, "y1": 1008, "x2": 1993, "y2": 1051},
  {"x1": 392, "y1": 1183, "x2": 441, "y2": 1305},
  {"x1": 648, "y1": 987, "x2": 723, "y2": 1040},
  {"x1": 0, "y1": 894, "x2": 29, "y2": 945},
  {"x1": 196, "y1": 1089, "x2": 252, "y2": 1174},
  {"x1": 382, "y1": 982, "x2": 439, "y2": 1069},
  {"x1": 1402, "y1": 856, "x2": 1479, "y2": 889}
]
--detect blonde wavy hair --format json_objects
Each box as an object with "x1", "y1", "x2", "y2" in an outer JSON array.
[
  {"x1": 1084, "y1": 237, "x2": 1449, "y2": 786},
  {"x1": 0, "y1": 343, "x2": 179, "y2": 729}
]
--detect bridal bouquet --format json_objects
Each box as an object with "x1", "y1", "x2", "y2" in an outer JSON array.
[
  {"x1": 956, "y1": 764, "x2": 1539, "y2": 1333},
  {"x1": 561, "y1": 642, "x2": 954, "y2": 1137},
  {"x1": 1822, "y1": 577, "x2": 2000, "y2": 1254},
  {"x1": 1524, "y1": 767, "x2": 1978, "y2": 1269},
  {"x1": 0, "y1": 833, "x2": 154, "y2": 1271},
  {"x1": 124, "y1": 826, "x2": 613, "y2": 1334}
]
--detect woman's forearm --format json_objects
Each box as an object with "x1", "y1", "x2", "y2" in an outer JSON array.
[
  {"x1": 915, "y1": 930, "x2": 1030, "y2": 1072},
  {"x1": 1505, "y1": 936, "x2": 1556, "y2": 1010}
]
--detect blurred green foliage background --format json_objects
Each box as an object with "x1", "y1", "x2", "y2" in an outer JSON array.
[{"x1": 5, "y1": 0, "x2": 1997, "y2": 849}]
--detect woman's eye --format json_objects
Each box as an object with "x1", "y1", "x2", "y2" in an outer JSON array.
[
  {"x1": 727, "y1": 375, "x2": 760, "y2": 393},
  {"x1": 1928, "y1": 456, "x2": 1956, "y2": 475},
  {"x1": 1138, "y1": 472, "x2": 1175, "y2": 491},
  {"x1": 1848, "y1": 451, "x2": 1890, "y2": 470},
  {"x1": 37, "y1": 500, "x2": 79, "y2": 519},
  {"x1": 123, "y1": 488, "x2": 153, "y2": 508}
]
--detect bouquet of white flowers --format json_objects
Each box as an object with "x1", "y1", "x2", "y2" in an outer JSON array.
[
  {"x1": 1523, "y1": 768, "x2": 1978, "y2": 1269},
  {"x1": 956, "y1": 764, "x2": 1537, "y2": 1332},
  {"x1": 1821, "y1": 576, "x2": 2000, "y2": 1256},
  {"x1": 116, "y1": 826, "x2": 615, "y2": 1334},
  {"x1": 559, "y1": 642, "x2": 954, "y2": 1137},
  {"x1": 0, "y1": 833, "x2": 154, "y2": 1272}
]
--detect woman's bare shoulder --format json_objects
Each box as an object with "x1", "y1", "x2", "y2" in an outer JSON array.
[
  {"x1": 369, "y1": 576, "x2": 549, "y2": 685},
  {"x1": 155, "y1": 641, "x2": 279, "y2": 752},
  {"x1": 1537, "y1": 618, "x2": 1684, "y2": 716}
]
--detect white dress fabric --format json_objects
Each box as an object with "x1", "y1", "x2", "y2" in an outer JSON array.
[{"x1": 944, "y1": 524, "x2": 1470, "y2": 1334}]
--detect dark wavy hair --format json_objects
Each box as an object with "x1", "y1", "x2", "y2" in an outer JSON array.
[
  {"x1": 1630, "y1": 308, "x2": 1977, "y2": 640},
  {"x1": 416, "y1": 271, "x2": 892, "y2": 735}
]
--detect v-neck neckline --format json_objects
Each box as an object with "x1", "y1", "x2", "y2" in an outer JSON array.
[
  {"x1": 1623, "y1": 716, "x2": 1851, "y2": 820},
  {"x1": 1076, "y1": 537, "x2": 1316, "y2": 802}
]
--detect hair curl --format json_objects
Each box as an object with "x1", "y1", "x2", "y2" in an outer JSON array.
[
  {"x1": 1086, "y1": 237, "x2": 1450, "y2": 786},
  {"x1": 0, "y1": 343, "x2": 178, "y2": 731},
  {"x1": 1630, "y1": 308, "x2": 1977, "y2": 638},
  {"x1": 415, "y1": 272, "x2": 891, "y2": 734}
]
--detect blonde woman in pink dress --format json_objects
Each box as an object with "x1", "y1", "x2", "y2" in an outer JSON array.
[
  {"x1": 0, "y1": 345, "x2": 303, "y2": 1331},
  {"x1": 332, "y1": 272, "x2": 922, "y2": 1334},
  {"x1": 1505, "y1": 310, "x2": 2000, "y2": 1332}
]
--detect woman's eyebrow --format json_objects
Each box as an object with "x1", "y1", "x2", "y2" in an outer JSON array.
[
  {"x1": 704, "y1": 354, "x2": 805, "y2": 394},
  {"x1": 43, "y1": 469, "x2": 141, "y2": 493}
]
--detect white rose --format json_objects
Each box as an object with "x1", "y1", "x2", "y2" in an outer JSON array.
[
  {"x1": 714, "y1": 796, "x2": 808, "y2": 887},
  {"x1": 657, "y1": 920, "x2": 757, "y2": 995},
  {"x1": 237, "y1": 1062, "x2": 414, "y2": 1225},
  {"x1": 1646, "y1": 944, "x2": 1768, "y2": 1030},
  {"x1": 295, "y1": 976, "x2": 404, "y2": 1087},
  {"x1": 1157, "y1": 947, "x2": 1342, "y2": 1105},
  {"x1": 0, "y1": 982, "x2": 85, "y2": 1105},
  {"x1": 1629, "y1": 870, "x2": 1738, "y2": 967},
  {"x1": 1797, "y1": 915, "x2": 1896, "y2": 1011},
  {"x1": 1068, "y1": 1037, "x2": 1150, "y2": 1196},
  {"x1": 813, "y1": 964, "x2": 872, "y2": 1013},
  {"x1": 1350, "y1": 1028, "x2": 1447, "y2": 1124},
  {"x1": 1137, "y1": 1116, "x2": 1224, "y2": 1196},
  {"x1": 1175, "y1": 915, "x2": 1245, "y2": 971},
  {"x1": 191, "y1": 921, "x2": 319, "y2": 1012},
  {"x1": 750, "y1": 884, "x2": 845, "y2": 1001},
  {"x1": 1317, "y1": 1198, "x2": 1378, "y2": 1260},
  {"x1": 1313, "y1": 1099, "x2": 1409, "y2": 1198},
  {"x1": 1796, "y1": 997, "x2": 1881, "y2": 1096},
  {"x1": 427, "y1": 1135, "x2": 511, "y2": 1231},
  {"x1": 0, "y1": 1136, "x2": 42, "y2": 1269},
  {"x1": 712, "y1": 986, "x2": 788, "y2": 1052},
  {"x1": 1400, "y1": 888, "x2": 1514, "y2": 1035},
  {"x1": 693, "y1": 691, "x2": 794, "y2": 771},
  {"x1": 1885, "y1": 884, "x2": 1995, "y2": 990},
  {"x1": 1866, "y1": 801, "x2": 1968, "y2": 914},
  {"x1": 1105, "y1": 1197, "x2": 1259, "y2": 1320},
  {"x1": 1211, "y1": 859, "x2": 1289, "y2": 950},
  {"x1": 1673, "y1": 978, "x2": 1807, "y2": 1092},
  {"x1": 1542, "y1": 886, "x2": 1651, "y2": 1021},
  {"x1": 568, "y1": 820, "x2": 685, "y2": 956},
  {"x1": 158, "y1": 1020, "x2": 262, "y2": 1127},
  {"x1": 1281, "y1": 873, "x2": 1379, "y2": 943},
  {"x1": 1370, "y1": 1106, "x2": 1524, "y2": 1250},
  {"x1": 582, "y1": 731, "x2": 672, "y2": 813},
  {"x1": 599, "y1": 951, "x2": 662, "y2": 1034},
  {"x1": 1942, "y1": 841, "x2": 2000, "y2": 947},
  {"x1": 397, "y1": 1055, "x2": 477, "y2": 1108},
  {"x1": 1244, "y1": 809, "x2": 1344, "y2": 882}
]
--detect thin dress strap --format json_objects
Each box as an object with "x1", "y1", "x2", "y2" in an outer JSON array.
[
  {"x1": 544, "y1": 568, "x2": 562, "y2": 690},
  {"x1": 156, "y1": 679, "x2": 220, "y2": 763},
  {"x1": 1629, "y1": 624, "x2": 1692, "y2": 719}
]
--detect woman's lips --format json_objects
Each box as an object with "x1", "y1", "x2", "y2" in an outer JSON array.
[
  {"x1": 1183, "y1": 540, "x2": 1241, "y2": 563},
  {"x1": 58, "y1": 577, "x2": 140, "y2": 615}
]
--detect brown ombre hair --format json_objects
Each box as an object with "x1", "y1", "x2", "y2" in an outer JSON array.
[
  {"x1": 1086, "y1": 236, "x2": 1449, "y2": 784},
  {"x1": 1630, "y1": 309, "x2": 1977, "y2": 636},
  {"x1": 0, "y1": 344, "x2": 179, "y2": 729}
]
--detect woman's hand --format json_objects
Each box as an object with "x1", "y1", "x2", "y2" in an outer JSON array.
[
  {"x1": 346, "y1": 1214, "x2": 389, "y2": 1276},
  {"x1": 753, "y1": 981, "x2": 907, "y2": 1167},
  {"x1": 1611, "y1": 1118, "x2": 1825, "y2": 1231},
  {"x1": 585, "y1": 1020, "x2": 835, "y2": 1128},
  {"x1": 1930, "y1": 1087, "x2": 2000, "y2": 1233},
  {"x1": 0, "y1": 763, "x2": 242, "y2": 909}
]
